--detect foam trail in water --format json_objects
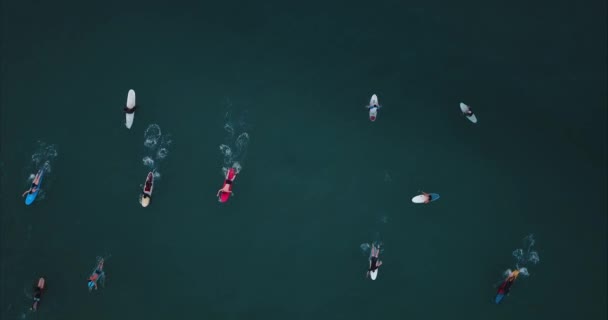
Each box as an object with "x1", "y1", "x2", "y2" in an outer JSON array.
[
  {"x1": 220, "y1": 109, "x2": 250, "y2": 175},
  {"x1": 142, "y1": 124, "x2": 171, "y2": 179},
  {"x1": 512, "y1": 234, "x2": 540, "y2": 268},
  {"x1": 360, "y1": 243, "x2": 371, "y2": 254},
  {"x1": 144, "y1": 124, "x2": 162, "y2": 149}
]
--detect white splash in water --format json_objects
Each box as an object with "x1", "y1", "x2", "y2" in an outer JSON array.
[
  {"x1": 142, "y1": 124, "x2": 171, "y2": 179},
  {"x1": 157, "y1": 147, "x2": 169, "y2": 159},
  {"x1": 512, "y1": 234, "x2": 540, "y2": 269},
  {"x1": 360, "y1": 243, "x2": 371, "y2": 254},
  {"x1": 142, "y1": 156, "x2": 155, "y2": 168},
  {"x1": 144, "y1": 124, "x2": 162, "y2": 149},
  {"x1": 220, "y1": 108, "x2": 250, "y2": 174}
]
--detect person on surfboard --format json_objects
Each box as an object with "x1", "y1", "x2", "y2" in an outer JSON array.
[
  {"x1": 495, "y1": 269, "x2": 520, "y2": 303},
  {"x1": 217, "y1": 170, "x2": 236, "y2": 197},
  {"x1": 366, "y1": 243, "x2": 383, "y2": 278},
  {"x1": 462, "y1": 105, "x2": 473, "y2": 116},
  {"x1": 31, "y1": 277, "x2": 45, "y2": 311},
  {"x1": 142, "y1": 172, "x2": 153, "y2": 203},
  {"x1": 87, "y1": 258, "x2": 105, "y2": 291},
  {"x1": 420, "y1": 191, "x2": 432, "y2": 204},
  {"x1": 124, "y1": 105, "x2": 136, "y2": 114},
  {"x1": 22, "y1": 171, "x2": 42, "y2": 197},
  {"x1": 367, "y1": 102, "x2": 380, "y2": 121}
]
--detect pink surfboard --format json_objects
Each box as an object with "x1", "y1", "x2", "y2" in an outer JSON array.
[{"x1": 219, "y1": 168, "x2": 236, "y2": 203}]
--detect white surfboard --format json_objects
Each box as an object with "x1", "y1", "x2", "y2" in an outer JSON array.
[
  {"x1": 412, "y1": 195, "x2": 428, "y2": 204},
  {"x1": 141, "y1": 195, "x2": 150, "y2": 207},
  {"x1": 370, "y1": 269, "x2": 378, "y2": 280},
  {"x1": 368, "y1": 94, "x2": 380, "y2": 121},
  {"x1": 459, "y1": 102, "x2": 477, "y2": 123},
  {"x1": 125, "y1": 89, "x2": 136, "y2": 129}
]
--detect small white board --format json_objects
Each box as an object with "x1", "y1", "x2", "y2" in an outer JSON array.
[
  {"x1": 141, "y1": 195, "x2": 150, "y2": 207},
  {"x1": 368, "y1": 94, "x2": 380, "y2": 121},
  {"x1": 459, "y1": 102, "x2": 477, "y2": 123},
  {"x1": 370, "y1": 269, "x2": 378, "y2": 280},
  {"x1": 412, "y1": 194, "x2": 428, "y2": 204},
  {"x1": 125, "y1": 89, "x2": 136, "y2": 129},
  {"x1": 370, "y1": 94, "x2": 378, "y2": 106}
]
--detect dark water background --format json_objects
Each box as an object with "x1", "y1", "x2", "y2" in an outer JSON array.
[{"x1": 1, "y1": 0, "x2": 606, "y2": 319}]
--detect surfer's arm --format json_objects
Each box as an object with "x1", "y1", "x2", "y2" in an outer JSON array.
[{"x1": 22, "y1": 190, "x2": 30, "y2": 197}]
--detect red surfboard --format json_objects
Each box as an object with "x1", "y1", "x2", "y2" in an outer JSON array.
[
  {"x1": 144, "y1": 172, "x2": 154, "y2": 196},
  {"x1": 219, "y1": 168, "x2": 236, "y2": 203}
]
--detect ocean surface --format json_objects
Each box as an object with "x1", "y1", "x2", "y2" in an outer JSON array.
[{"x1": 1, "y1": 0, "x2": 606, "y2": 319}]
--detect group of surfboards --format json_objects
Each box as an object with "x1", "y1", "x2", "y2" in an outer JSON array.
[
  {"x1": 21, "y1": 92, "x2": 511, "y2": 310},
  {"x1": 366, "y1": 94, "x2": 480, "y2": 205},
  {"x1": 365, "y1": 97, "x2": 518, "y2": 303}
]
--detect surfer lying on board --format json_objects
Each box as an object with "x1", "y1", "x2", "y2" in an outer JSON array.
[
  {"x1": 217, "y1": 181, "x2": 233, "y2": 197},
  {"x1": 462, "y1": 105, "x2": 473, "y2": 116},
  {"x1": 142, "y1": 174, "x2": 153, "y2": 201},
  {"x1": 22, "y1": 172, "x2": 41, "y2": 197},
  {"x1": 124, "y1": 106, "x2": 136, "y2": 114},
  {"x1": 420, "y1": 191, "x2": 432, "y2": 204},
  {"x1": 366, "y1": 243, "x2": 383, "y2": 278},
  {"x1": 31, "y1": 277, "x2": 45, "y2": 311},
  {"x1": 217, "y1": 169, "x2": 236, "y2": 198},
  {"x1": 87, "y1": 258, "x2": 105, "y2": 291},
  {"x1": 495, "y1": 269, "x2": 520, "y2": 303}
]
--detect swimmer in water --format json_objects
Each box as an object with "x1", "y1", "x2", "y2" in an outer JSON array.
[
  {"x1": 366, "y1": 243, "x2": 383, "y2": 278},
  {"x1": 22, "y1": 171, "x2": 42, "y2": 197},
  {"x1": 87, "y1": 258, "x2": 105, "y2": 291}
]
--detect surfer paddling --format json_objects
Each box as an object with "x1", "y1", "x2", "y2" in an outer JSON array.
[
  {"x1": 31, "y1": 277, "x2": 45, "y2": 311},
  {"x1": 217, "y1": 168, "x2": 237, "y2": 202},
  {"x1": 124, "y1": 105, "x2": 136, "y2": 114},
  {"x1": 495, "y1": 269, "x2": 520, "y2": 304},
  {"x1": 420, "y1": 191, "x2": 432, "y2": 204},
  {"x1": 22, "y1": 171, "x2": 42, "y2": 197},
  {"x1": 87, "y1": 257, "x2": 105, "y2": 291},
  {"x1": 141, "y1": 172, "x2": 154, "y2": 207},
  {"x1": 366, "y1": 243, "x2": 383, "y2": 279},
  {"x1": 216, "y1": 183, "x2": 233, "y2": 197},
  {"x1": 367, "y1": 94, "x2": 381, "y2": 121},
  {"x1": 459, "y1": 102, "x2": 478, "y2": 123},
  {"x1": 124, "y1": 89, "x2": 137, "y2": 129}
]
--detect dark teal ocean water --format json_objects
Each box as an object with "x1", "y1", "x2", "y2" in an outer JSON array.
[{"x1": 1, "y1": 0, "x2": 606, "y2": 319}]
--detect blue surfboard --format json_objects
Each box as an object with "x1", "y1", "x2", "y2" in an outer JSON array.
[
  {"x1": 25, "y1": 170, "x2": 44, "y2": 206},
  {"x1": 495, "y1": 293, "x2": 505, "y2": 304},
  {"x1": 428, "y1": 193, "x2": 440, "y2": 202}
]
